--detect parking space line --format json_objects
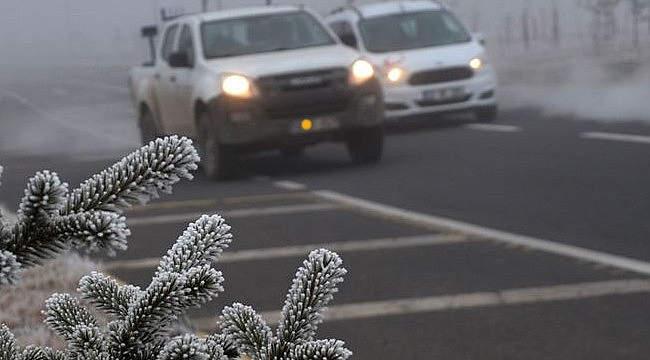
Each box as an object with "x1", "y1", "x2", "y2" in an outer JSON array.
[
  {"x1": 128, "y1": 192, "x2": 314, "y2": 213},
  {"x1": 190, "y1": 278, "x2": 650, "y2": 329},
  {"x1": 465, "y1": 123, "x2": 521, "y2": 133},
  {"x1": 314, "y1": 190, "x2": 650, "y2": 276},
  {"x1": 103, "y1": 233, "x2": 466, "y2": 272},
  {"x1": 580, "y1": 132, "x2": 650, "y2": 145},
  {"x1": 253, "y1": 278, "x2": 650, "y2": 325},
  {"x1": 127, "y1": 203, "x2": 337, "y2": 226}
]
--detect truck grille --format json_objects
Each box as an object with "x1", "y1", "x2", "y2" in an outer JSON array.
[
  {"x1": 256, "y1": 68, "x2": 350, "y2": 119},
  {"x1": 409, "y1": 66, "x2": 474, "y2": 86}
]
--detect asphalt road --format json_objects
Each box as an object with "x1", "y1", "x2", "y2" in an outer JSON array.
[{"x1": 1, "y1": 63, "x2": 650, "y2": 359}]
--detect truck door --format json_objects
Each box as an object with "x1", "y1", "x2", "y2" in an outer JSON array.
[
  {"x1": 168, "y1": 24, "x2": 197, "y2": 136},
  {"x1": 155, "y1": 23, "x2": 180, "y2": 134}
]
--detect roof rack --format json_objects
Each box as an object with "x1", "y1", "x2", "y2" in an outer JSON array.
[
  {"x1": 329, "y1": 4, "x2": 364, "y2": 19},
  {"x1": 160, "y1": 7, "x2": 186, "y2": 22}
]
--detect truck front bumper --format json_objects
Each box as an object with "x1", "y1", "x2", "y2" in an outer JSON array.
[{"x1": 208, "y1": 79, "x2": 383, "y2": 152}]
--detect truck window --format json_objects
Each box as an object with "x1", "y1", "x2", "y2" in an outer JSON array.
[
  {"x1": 161, "y1": 24, "x2": 180, "y2": 62},
  {"x1": 177, "y1": 25, "x2": 195, "y2": 66},
  {"x1": 201, "y1": 11, "x2": 336, "y2": 59}
]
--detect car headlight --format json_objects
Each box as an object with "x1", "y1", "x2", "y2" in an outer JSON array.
[
  {"x1": 386, "y1": 66, "x2": 406, "y2": 83},
  {"x1": 469, "y1": 57, "x2": 484, "y2": 71},
  {"x1": 222, "y1": 74, "x2": 257, "y2": 98},
  {"x1": 350, "y1": 59, "x2": 375, "y2": 85}
]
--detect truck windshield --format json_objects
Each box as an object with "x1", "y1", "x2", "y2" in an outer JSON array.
[
  {"x1": 359, "y1": 10, "x2": 471, "y2": 53},
  {"x1": 202, "y1": 11, "x2": 336, "y2": 59}
]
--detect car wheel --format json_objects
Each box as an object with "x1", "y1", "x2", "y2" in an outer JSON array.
[
  {"x1": 139, "y1": 109, "x2": 157, "y2": 145},
  {"x1": 475, "y1": 106, "x2": 498, "y2": 122},
  {"x1": 347, "y1": 125, "x2": 384, "y2": 164},
  {"x1": 198, "y1": 111, "x2": 234, "y2": 180}
]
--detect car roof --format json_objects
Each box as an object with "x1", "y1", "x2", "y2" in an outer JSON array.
[
  {"x1": 176, "y1": 5, "x2": 305, "y2": 24},
  {"x1": 335, "y1": 1, "x2": 443, "y2": 20}
]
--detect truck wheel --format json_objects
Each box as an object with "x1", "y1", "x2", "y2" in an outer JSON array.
[
  {"x1": 475, "y1": 105, "x2": 498, "y2": 122},
  {"x1": 347, "y1": 125, "x2": 384, "y2": 164},
  {"x1": 139, "y1": 109, "x2": 157, "y2": 145},
  {"x1": 198, "y1": 111, "x2": 234, "y2": 180}
]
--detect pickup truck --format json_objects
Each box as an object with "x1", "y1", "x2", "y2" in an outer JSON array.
[{"x1": 129, "y1": 5, "x2": 384, "y2": 180}]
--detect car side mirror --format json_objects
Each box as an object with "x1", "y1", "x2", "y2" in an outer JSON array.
[
  {"x1": 169, "y1": 52, "x2": 192, "y2": 68},
  {"x1": 339, "y1": 33, "x2": 358, "y2": 49},
  {"x1": 474, "y1": 32, "x2": 486, "y2": 46}
]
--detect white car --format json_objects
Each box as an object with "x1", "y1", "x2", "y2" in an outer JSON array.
[{"x1": 326, "y1": 1, "x2": 498, "y2": 122}]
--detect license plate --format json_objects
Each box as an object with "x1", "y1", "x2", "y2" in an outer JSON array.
[
  {"x1": 422, "y1": 87, "x2": 465, "y2": 102},
  {"x1": 291, "y1": 116, "x2": 339, "y2": 133}
]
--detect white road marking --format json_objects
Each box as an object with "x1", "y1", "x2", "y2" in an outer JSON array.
[
  {"x1": 314, "y1": 190, "x2": 650, "y2": 276},
  {"x1": 273, "y1": 180, "x2": 307, "y2": 191},
  {"x1": 191, "y1": 278, "x2": 650, "y2": 329},
  {"x1": 128, "y1": 192, "x2": 313, "y2": 212},
  {"x1": 580, "y1": 132, "x2": 650, "y2": 145},
  {"x1": 102, "y1": 233, "x2": 467, "y2": 271},
  {"x1": 127, "y1": 203, "x2": 337, "y2": 227},
  {"x1": 465, "y1": 123, "x2": 521, "y2": 133}
]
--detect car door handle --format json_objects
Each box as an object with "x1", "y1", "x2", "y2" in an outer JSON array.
[
  {"x1": 170, "y1": 76, "x2": 176, "y2": 82},
  {"x1": 154, "y1": 73, "x2": 161, "y2": 80}
]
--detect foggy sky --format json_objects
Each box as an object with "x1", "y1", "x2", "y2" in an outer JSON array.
[{"x1": 0, "y1": 0, "x2": 590, "y2": 64}]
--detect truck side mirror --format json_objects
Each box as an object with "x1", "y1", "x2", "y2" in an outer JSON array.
[
  {"x1": 339, "y1": 33, "x2": 358, "y2": 49},
  {"x1": 141, "y1": 25, "x2": 158, "y2": 38},
  {"x1": 169, "y1": 52, "x2": 192, "y2": 68}
]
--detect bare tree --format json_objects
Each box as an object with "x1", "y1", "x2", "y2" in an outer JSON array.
[{"x1": 576, "y1": 0, "x2": 623, "y2": 54}]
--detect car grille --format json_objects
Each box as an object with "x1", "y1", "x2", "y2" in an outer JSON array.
[
  {"x1": 256, "y1": 68, "x2": 350, "y2": 119},
  {"x1": 257, "y1": 68, "x2": 348, "y2": 92},
  {"x1": 416, "y1": 94, "x2": 472, "y2": 107},
  {"x1": 408, "y1": 66, "x2": 474, "y2": 86}
]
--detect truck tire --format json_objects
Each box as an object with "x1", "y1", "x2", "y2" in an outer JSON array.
[
  {"x1": 197, "y1": 111, "x2": 234, "y2": 180},
  {"x1": 347, "y1": 125, "x2": 384, "y2": 164},
  {"x1": 139, "y1": 109, "x2": 157, "y2": 145}
]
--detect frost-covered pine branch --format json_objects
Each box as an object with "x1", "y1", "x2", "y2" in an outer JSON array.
[
  {"x1": 0, "y1": 139, "x2": 352, "y2": 360},
  {"x1": 0, "y1": 136, "x2": 200, "y2": 285},
  {"x1": 219, "y1": 249, "x2": 351, "y2": 360}
]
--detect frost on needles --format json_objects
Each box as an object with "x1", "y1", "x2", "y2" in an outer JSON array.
[
  {"x1": 0, "y1": 136, "x2": 199, "y2": 285},
  {"x1": 0, "y1": 137, "x2": 352, "y2": 360}
]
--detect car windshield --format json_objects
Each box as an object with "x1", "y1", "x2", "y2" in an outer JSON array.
[
  {"x1": 201, "y1": 11, "x2": 336, "y2": 59},
  {"x1": 359, "y1": 10, "x2": 472, "y2": 53}
]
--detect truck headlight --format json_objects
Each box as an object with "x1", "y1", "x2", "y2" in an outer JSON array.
[
  {"x1": 222, "y1": 74, "x2": 257, "y2": 98},
  {"x1": 350, "y1": 59, "x2": 375, "y2": 85},
  {"x1": 469, "y1": 57, "x2": 484, "y2": 71}
]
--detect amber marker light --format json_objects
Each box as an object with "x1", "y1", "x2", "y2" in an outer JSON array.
[{"x1": 301, "y1": 119, "x2": 313, "y2": 131}]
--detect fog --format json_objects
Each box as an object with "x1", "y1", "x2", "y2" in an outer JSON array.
[
  {"x1": 1, "y1": 0, "x2": 649, "y2": 122},
  {"x1": 0, "y1": 0, "x2": 605, "y2": 64}
]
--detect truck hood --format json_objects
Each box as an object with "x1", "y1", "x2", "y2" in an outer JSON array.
[
  {"x1": 204, "y1": 45, "x2": 361, "y2": 77},
  {"x1": 366, "y1": 41, "x2": 484, "y2": 72}
]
